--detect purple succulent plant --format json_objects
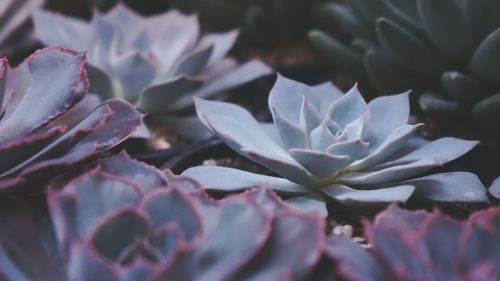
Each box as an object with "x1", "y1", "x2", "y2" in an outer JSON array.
[
  {"x1": 0, "y1": 0, "x2": 43, "y2": 56},
  {"x1": 0, "y1": 153, "x2": 326, "y2": 280},
  {"x1": 327, "y1": 205, "x2": 500, "y2": 281},
  {"x1": 0, "y1": 47, "x2": 142, "y2": 190},
  {"x1": 184, "y1": 75, "x2": 487, "y2": 206},
  {"x1": 33, "y1": 4, "x2": 272, "y2": 140}
]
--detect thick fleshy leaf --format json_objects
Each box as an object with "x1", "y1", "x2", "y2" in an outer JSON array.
[
  {"x1": 226, "y1": 213, "x2": 325, "y2": 281},
  {"x1": 364, "y1": 92, "x2": 410, "y2": 149},
  {"x1": 68, "y1": 243, "x2": 119, "y2": 281},
  {"x1": 489, "y1": 176, "x2": 500, "y2": 199},
  {"x1": 174, "y1": 46, "x2": 213, "y2": 77},
  {"x1": 326, "y1": 236, "x2": 384, "y2": 281},
  {"x1": 195, "y1": 98, "x2": 302, "y2": 169},
  {"x1": 376, "y1": 17, "x2": 444, "y2": 78},
  {"x1": 137, "y1": 77, "x2": 203, "y2": 114},
  {"x1": 404, "y1": 172, "x2": 488, "y2": 203},
  {"x1": 327, "y1": 84, "x2": 368, "y2": 128},
  {"x1": 113, "y1": 52, "x2": 156, "y2": 101},
  {"x1": 322, "y1": 184, "x2": 415, "y2": 204},
  {"x1": 0, "y1": 47, "x2": 87, "y2": 144},
  {"x1": 384, "y1": 137, "x2": 478, "y2": 166},
  {"x1": 337, "y1": 159, "x2": 438, "y2": 185},
  {"x1": 441, "y1": 71, "x2": 486, "y2": 102},
  {"x1": 470, "y1": 28, "x2": 500, "y2": 85},
  {"x1": 182, "y1": 166, "x2": 308, "y2": 194},
  {"x1": 417, "y1": 0, "x2": 472, "y2": 59},
  {"x1": 33, "y1": 10, "x2": 92, "y2": 49},
  {"x1": 170, "y1": 60, "x2": 271, "y2": 111},
  {"x1": 141, "y1": 189, "x2": 202, "y2": 241},
  {"x1": 331, "y1": 205, "x2": 500, "y2": 281},
  {"x1": 271, "y1": 107, "x2": 309, "y2": 150},
  {"x1": 155, "y1": 199, "x2": 271, "y2": 280},
  {"x1": 48, "y1": 167, "x2": 142, "y2": 248},
  {"x1": 352, "y1": 124, "x2": 422, "y2": 169},
  {"x1": 97, "y1": 152, "x2": 169, "y2": 192},
  {"x1": 269, "y1": 75, "x2": 320, "y2": 126},
  {"x1": 90, "y1": 209, "x2": 151, "y2": 261},
  {"x1": 289, "y1": 149, "x2": 351, "y2": 179}
]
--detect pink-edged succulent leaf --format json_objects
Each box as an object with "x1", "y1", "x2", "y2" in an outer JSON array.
[
  {"x1": 189, "y1": 74, "x2": 486, "y2": 206},
  {"x1": 0, "y1": 47, "x2": 143, "y2": 190},
  {"x1": 328, "y1": 205, "x2": 500, "y2": 281},
  {"x1": 8, "y1": 153, "x2": 327, "y2": 280}
]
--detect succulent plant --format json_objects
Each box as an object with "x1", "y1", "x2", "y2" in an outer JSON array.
[
  {"x1": 0, "y1": 46, "x2": 142, "y2": 190},
  {"x1": 309, "y1": 0, "x2": 500, "y2": 130},
  {"x1": 0, "y1": 152, "x2": 326, "y2": 280},
  {"x1": 184, "y1": 75, "x2": 487, "y2": 205},
  {"x1": 0, "y1": 0, "x2": 43, "y2": 57},
  {"x1": 167, "y1": 0, "x2": 322, "y2": 47},
  {"x1": 327, "y1": 205, "x2": 500, "y2": 281},
  {"x1": 33, "y1": 4, "x2": 271, "y2": 140}
]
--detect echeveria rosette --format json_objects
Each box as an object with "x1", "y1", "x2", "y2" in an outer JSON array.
[
  {"x1": 0, "y1": 0, "x2": 43, "y2": 57},
  {"x1": 0, "y1": 47, "x2": 142, "y2": 190},
  {"x1": 0, "y1": 153, "x2": 326, "y2": 280},
  {"x1": 33, "y1": 4, "x2": 272, "y2": 140},
  {"x1": 184, "y1": 75, "x2": 487, "y2": 205},
  {"x1": 309, "y1": 0, "x2": 500, "y2": 131},
  {"x1": 327, "y1": 205, "x2": 500, "y2": 281}
]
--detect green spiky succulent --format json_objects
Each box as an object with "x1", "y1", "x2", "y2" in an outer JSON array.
[{"x1": 309, "y1": 0, "x2": 500, "y2": 131}]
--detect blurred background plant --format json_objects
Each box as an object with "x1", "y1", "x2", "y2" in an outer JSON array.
[
  {"x1": 309, "y1": 0, "x2": 500, "y2": 138},
  {"x1": 0, "y1": 0, "x2": 43, "y2": 61}
]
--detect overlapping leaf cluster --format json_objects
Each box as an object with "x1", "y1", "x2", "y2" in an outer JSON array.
[
  {"x1": 185, "y1": 75, "x2": 487, "y2": 205},
  {"x1": 0, "y1": 153, "x2": 326, "y2": 281},
  {"x1": 328, "y1": 205, "x2": 500, "y2": 281},
  {"x1": 34, "y1": 4, "x2": 271, "y2": 139},
  {"x1": 0, "y1": 47, "x2": 141, "y2": 190},
  {"x1": 310, "y1": 0, "x2": 500, "y2": 129}
]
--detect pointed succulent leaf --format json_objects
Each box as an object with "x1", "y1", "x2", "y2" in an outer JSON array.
[
  {"x1": 137, "y1": 77, "x2": 203, "y2": 114},
  {"x1": 191, "y1": 75, "x2": 483, "y2": 206},
  {"x1": 332, "y1": 205, "x2": 500, "y2": 281},
  {"x1": 182, "y1": 166, "x2": 308, "y2": 194},
  {"x1": 404, "y1": 172, "x2": 488, "y2": 203},
  {"x1": 322, "y1": 184, "x2": 415, "y2": 204},
  {"x1": 289, "y1": 149, "x2": 351, "y2": 179},
  {"x1": 489, "y1": 176, "x2": 500, "y2": 199},
  {"x1": 227, "y1": 213, "x2": 325, "y2": 281},
  {"x1": 33, "y1": 6, "x2": 270, "y2": 137},
  {"x1": 90, "y1": 209, "x2": 151, "y2": 262},
  {"x1": 141, "y1": 189, "x2": 202, "y2": 241},
  {"x1": 327, "y1": 84, "x2": 368, "y2": 128},
  {"x1": 68, "y1": 243, "x2": 119, "y2": 281}
]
